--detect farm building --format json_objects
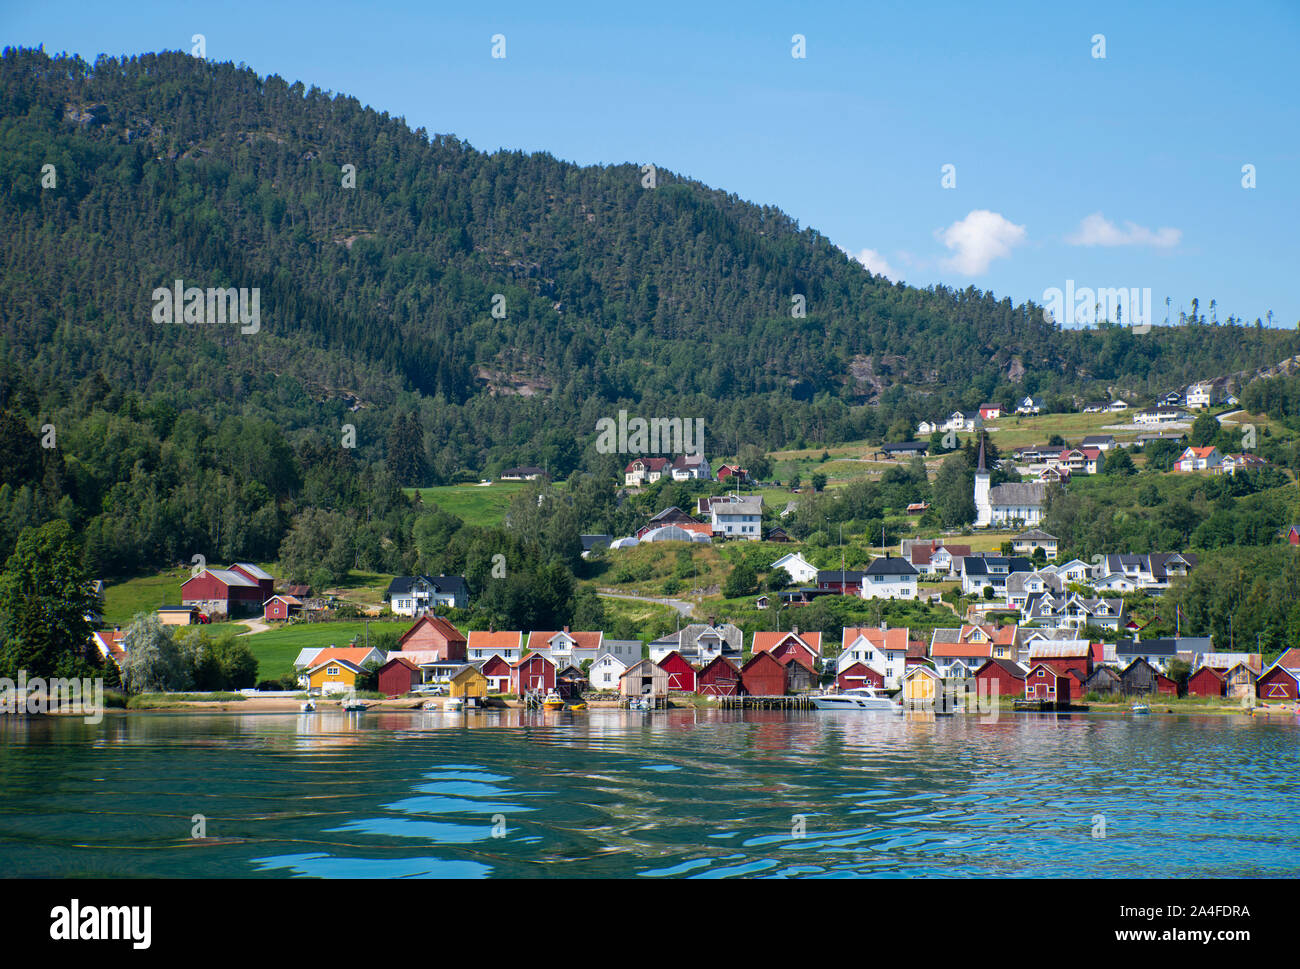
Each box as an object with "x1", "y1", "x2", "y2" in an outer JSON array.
[
  {"x1": 449, "y1": 664, "x2": 488, "y2": 699},
  {"x1": 1256, "y1": 663, "x2": 1300, "y2": 700},
  {"x1": 397, "y1": 614, "x2": 467, "y2": 662},
  {"x1": 263, "y1": 595, "x2": 302, "y2": 622},
  {"x1": 378, "y1": 657, "x2": 421, "y2": 697},
  {"x1": 836, "y1": 662, "x2": 884, "y2": 692},
  {"x1": 480, "y1": 654, "x2": 513, "y2": 693},
  {"x1": 619, "y1": 660, "x2": 670, "y2": 699},
  {"x1": 1083, "y1": 665, "x2": 1122, "y2": 696},
  {"x1": 657, "y1": 651, "x2": 698, "y2": 692},
  {"x1": 697, "y1": 657, "x2": 742, "y2": 697},
  {"x1": 973, "y1": 658, "x2": 1026, "y2": 699},
  {"x1": 741, "y1": 651, "x2": 788, "y2": 697},
  {"x1": 180, "y1": 566, "x2": 265, "y2": 617},
  {"x1": 1187, "y1": 666, "x2": 1225, "y2": 698},
  {"x1": 511, "y1": 653, "x2": 556, "y2": 695},
  {"x1": 157, "y1": 606, "x2": 201, "y2": 626},
  {"x1": 780, "y1": 653, "x2": 820, "y2": 694}
]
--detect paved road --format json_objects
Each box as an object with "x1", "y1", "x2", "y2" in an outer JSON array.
[{"x1": 598, "y1": 589, "x2": 696, "y2": 619}]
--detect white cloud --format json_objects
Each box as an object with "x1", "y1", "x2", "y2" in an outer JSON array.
[
  {"x1": 937, "y1": 210, "x2": 1027, "y2": 275},
  {"x1": 845, "y1": 247, "x2": 900, "y2": 282},
  {"x1": 1066, "y1": 212, "x2": 1181, "y2": 248}
]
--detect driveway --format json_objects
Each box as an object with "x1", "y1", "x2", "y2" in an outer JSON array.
[{"x1": 598, "y1": 589, "x2": 696, "y2": 619}]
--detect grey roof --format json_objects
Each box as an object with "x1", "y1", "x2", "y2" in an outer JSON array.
[
  {"x1": 713, "y1": 496, "x2": 763, "y2": 515},
  {"x1": 988, "y1": 482, "x2": 1048, "y2": 506},
  {"x1": 385, "y1": 575, "x2": 468, "y2": 600},
  {"x1": 1015, "y1": 529, "x2": 1058, "y2": 542},
  {"x1": 818, "y1": 570, "x2": 867, "y2": 583},
  {"x1": 1116, "y1": 637, "x2": 1192, "y2": 657},
  {"x1": 679, "y1": 623, "x2": 744, "y2": 653},
  {"x1": 865, "y1": 556, "x2": 917, "y2": 576}
]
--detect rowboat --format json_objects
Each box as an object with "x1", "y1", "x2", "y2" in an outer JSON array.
[{"x1": 1131, "y1": 702, "x2": 1150, "y2": 715}]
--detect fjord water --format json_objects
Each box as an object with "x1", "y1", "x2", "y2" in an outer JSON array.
[{"x1": 1, "y1": 709, "x2": 1296, "y2": 878}]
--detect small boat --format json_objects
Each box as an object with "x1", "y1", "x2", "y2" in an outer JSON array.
[
  {"x1": 542, "y1": 691, "x2": 565, "y2": 710},
  {"x1": 567, "y1": 702, "x2": 588, "y2": 712},
  {"x1": 1131, "y1": 702, "x2": 1150, "y2": 715},
  {"x1": 445, "y1": 696, "x2": 463, "y2": 711},
  {"x1": 342, "y1": 699, "x2": 368, "y2": 712},
  {"x1": 300, "y1": 700, "x2": 315, "y2": 712},
  {"x1": 627, "y1": 696, "x2": 650, "y2": 711},
  {"x1": 810, "y1": 687, "x2": 896, "y2": 711},
  {"x1": 421, "y1": 699, "x2": 440, "y2": 711}
]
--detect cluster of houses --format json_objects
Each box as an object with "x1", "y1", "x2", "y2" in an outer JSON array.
[
  {"x1": 284, "y1": 609, "x2": 1300, "y2": 708},
  {"x1": 610, "y1": 494, "x2": 768, "y2": 546}
]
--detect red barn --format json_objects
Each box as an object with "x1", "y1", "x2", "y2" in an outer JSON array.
[
  {"x1": 229, "y1": 563, "x2": 275, "y2": 602},
  {"x1": 836, "y1": 662, "x2": 883, "y2": 691},
  {"x1": 481, "y1": 654, "x2": 512, "y2": 693},
  {"x1": 657, "y1": 650, "x2": 697, "y2": 692},
  {"x1": 974, "y1": 658, "x2": 1026, "y2": 699},
  {"x1": 263, "y1": 595, "x2": 302, "y2": 622},
  {"x1": 697, "y1": 657, "x2": 741, "y2": 697},
  {"x1": 1024, "y1": 663, "x2": 1072, "y2": 704},
  {"x1": 1257, "y1": 664, "x2": 1300, "y2": 700},
  {"x1": 1155, "y1": 673, "x2": 1179, "y2": 696},
  {"x1": 511, "y1": 652, "x2": 556, "y2": 694},
  {"x1": 1187, "y1": 666, "x2": 1225, "y2": 698},
  {"x1": 741, "y1": 651, "x2": 788, "y2": 697},
  {"x1": 180, "y1": 567, "x2": 264, "y2": 617},
  {"x1": 378, "y1": 657, "x2": 420, "y2": 697},
  {"x1": 397, "y1": 614, "x2": 467, "y2": 662}
]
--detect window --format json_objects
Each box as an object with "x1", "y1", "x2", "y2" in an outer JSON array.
[{"x1": 327, "y1": 666, "x2": 339, "y2": 675}]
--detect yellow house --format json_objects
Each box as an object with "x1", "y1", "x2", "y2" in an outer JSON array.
[
  {"x1": 902, "y1": 666, "x2": 942, "y2": 707},
  {"x1": 449, "y1": 664, "x2": 487, "y2": 698},
  {"x1": 307, "y1": 657, "x2": 364, "y2": 694}
]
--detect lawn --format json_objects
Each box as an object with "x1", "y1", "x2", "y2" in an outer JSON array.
[
  {"x1": 101, "y1": 567, "x2": 192, "y2": 625},
  {"x1": 239, "y1": 620, "x2": 410, "y2": 681},
  {"x1": 407, "y1": 481, "x2": 530, "y2": 527}
]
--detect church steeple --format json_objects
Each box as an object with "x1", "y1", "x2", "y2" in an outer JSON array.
[{"x1": 977, "y1": 436, "x2": 987, "y2": 473}]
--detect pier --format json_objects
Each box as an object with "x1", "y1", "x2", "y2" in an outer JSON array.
[{"x1": 716, "y1": 695, "x2": 814, "y2": 710}]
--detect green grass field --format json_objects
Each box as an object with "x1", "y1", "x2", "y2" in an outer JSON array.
[
  {"x1": 239, "y1": 620, "x2": 411, "y2": 680},
  {"x1": 407, "y1": 481, "x2": 530, "y2": 526}
]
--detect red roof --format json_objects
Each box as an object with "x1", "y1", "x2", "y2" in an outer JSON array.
[
  {"x1": 751, "y1": 630, "x2": 823, "y2": 655},
  {"x1": 1275, "y1": 648, "x2": 1300, "y2": 671},
  {"x1": 625, "y1": 457, "x2": 670, "y2": 473},
  {"x1": 842, "y1": 626, "x2": 910, "y2": 652},
  {"x1": 932, "y1": 642, "x2": 993, "y2": 659},
  {"x1": 467, "y1": 630, "x2": 522, "y2": 650},
  {"x1": 92, "y1": 630, "x2": 125, "y2": 664},
  {"x1": 397, "y1": 614, "x2": 466, "y2": 649},
  {"x1": 526, "y1": 630, "x2": 604, "y2": 652},
  {"x1": 481, "y1": 654, "x2": 512, "y2": 676}
]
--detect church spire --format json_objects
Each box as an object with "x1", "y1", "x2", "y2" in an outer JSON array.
[{"x1": 977, "y1": 435, "x2": 987, "y2": 473}]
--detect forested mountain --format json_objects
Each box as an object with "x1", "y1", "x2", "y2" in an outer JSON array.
[{"x1": 1, "y1": 46, "x2": 1298, "y2": 579}]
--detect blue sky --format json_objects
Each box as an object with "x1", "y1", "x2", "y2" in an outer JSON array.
[{"x1": 7, "y1": 0, "x2": 1298, "y2": 326}]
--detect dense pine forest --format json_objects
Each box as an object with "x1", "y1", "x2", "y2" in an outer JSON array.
[{"x1": 2, "y1": 46, "x2": 1299, "y2": 582}]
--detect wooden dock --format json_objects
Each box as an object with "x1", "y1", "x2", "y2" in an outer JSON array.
[{"x1": 716, "y1": 695, "x2": 814, "y2": 710}]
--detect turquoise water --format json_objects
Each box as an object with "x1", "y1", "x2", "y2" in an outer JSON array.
[{"x1": 1, "y1": 708, "x2": 1296, "y2": 877}]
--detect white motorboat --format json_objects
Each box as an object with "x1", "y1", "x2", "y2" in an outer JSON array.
[
  {"x1": 300, "y1": 700, "x2": 315, "y2": 712},
  {"x1": 810, "y1": 687, "x2": 897, "y2": 711}
]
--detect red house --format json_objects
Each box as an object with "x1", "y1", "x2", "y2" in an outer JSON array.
[
  {"x1": 1187, "y1": 666, "x2": 1225, "y2": 698},
  {"x1": 1257, "y1": 664, "x2": 1300, "y2": 700},
  {"x1": 263, "y1": 595, "x2": 302, "y2": 622},
  {"x1": 1024, "y1": 663, "x2": 1072, "y2": 704},
  {"x1": 377, "y1": 657, "x2": 420, "y2": 697},
  {"x1": 511, "y1": 652, "x2": 556, "y2": 695},
  {"x1": 1155, "y1": 672, "x2": 1179, "y2": 696},
  {"x1": 1026, "y1": 642, "x2": 1092, "y2": 680},
  {"x1": 658, "y1": 651, "x2": 697, "y2": 692},
  {"x1": 697, "y1": 657, "x2": 742, "y2": 697},
  {"x1": 751, "y1": 630, "x2": 822, "y2": 666},
  {"x1": 973, "y1": 658, "x2": 1026, "y2": 699},
  {"x1": 397, "y1": 614, "x2": 467, "y2": 662},
  {"x1": 741, "y1": 651, "x2": 788, "y2": 697},
  {"x1": 836, "y1": 662, "x2": 883, "y2": 691},
  {"x1": 1287, "y1": 525, "x2": 1300, "y2": 546},
  {"x1": 481, "y1": 654, "x2": 512, "y2": 693}
]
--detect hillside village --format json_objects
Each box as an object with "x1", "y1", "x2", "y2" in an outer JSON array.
[{"x1": 83, "y1": 375, "x2": 1300, "y2": 711}]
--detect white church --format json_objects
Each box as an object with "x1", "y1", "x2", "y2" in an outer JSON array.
[{"x1": 974, "y1": 439, "x2": 1047, "y2": 527}]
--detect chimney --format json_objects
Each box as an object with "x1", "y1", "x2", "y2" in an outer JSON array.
[
  {"x1": 792, "y1": 625, "x2": 799, "y2": 636},
  {"x1": 563, "y1": 625, "x2": 570, "y2": 634}
]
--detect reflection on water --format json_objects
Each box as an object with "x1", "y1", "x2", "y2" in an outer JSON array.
[{"x1": 0, "y1": 708, "x2": 1296, "y2": 877}]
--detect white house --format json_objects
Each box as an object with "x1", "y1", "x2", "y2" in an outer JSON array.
[
  {"x1": 839, "y1": 626, "x2": 911, "y2": 689},
  {"x1": 861, "y1": 554, "x2": 918, "y2": 599},
  {"x1": 669, "y1": 453, "x2": 712, "y2": 481},
  {"x1": 1135, "y1": 406, "x2": 1188, "y2": 425},
  {"x1": 1015, "y1": 395, "x2": 1043, "y2": 415},
  {"x1": 1186, "y1": 383, "x2": 1216, "y2": 410},
  {"x1": 711, "y1": 495, "x2": 763, "y2": 540},
  {"x1": 769, "y1": 552, "x2": 818, "y2": 585},
  {"x1": 624, "y1": 457, "x2": 670, "y2": 487},
  {"x1": 466, "y1": 630, "x2": 523, "y2": 665},
  {"x1": 384, "y1": 575, "x2": 469, "y2": 614},
  {"x1": 590, "y1": 652, "x2": 629, "y2": 691},
  {"x1": 1176, "y1": 446, "x2": 1221, "y2": 472}
]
